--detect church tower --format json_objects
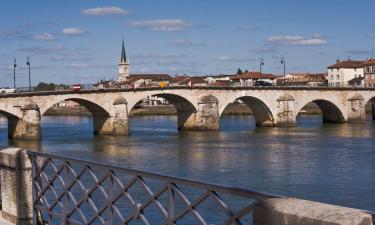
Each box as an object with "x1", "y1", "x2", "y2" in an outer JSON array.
[{"x1": 117, "y1": 39, "x2": 129, "y2": 81}]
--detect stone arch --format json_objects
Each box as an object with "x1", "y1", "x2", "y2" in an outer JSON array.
[
  {"x1": 40, "y1": 97, "x2": 110, "y2": 117},
  {"x1": 40, "y1": 97, "x2": 115, "y2": 135},
  {"x1": 221, "y1": 95, "x2": 275, "y2": 127},
  {"x1": 296, "y1": 99, "x2": 345, "y2": 123},
  {"x1": 128, "y1": 93, "x2": 197, "y2": 130}
]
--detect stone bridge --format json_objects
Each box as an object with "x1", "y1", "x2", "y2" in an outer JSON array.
[{"x1": 0, "y1": 86, "x2": 375, "y2": 139}]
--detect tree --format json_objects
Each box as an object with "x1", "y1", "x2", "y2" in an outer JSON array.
[
  {"x1": 34, "y1": 82, "x2": 70, "y2": 91},
  {"x1": 236, "y1": 68, "x2": 243, "y2": 74},
  {"x1": 244, "y1": 69, "x2": 249, "y2": 73}
]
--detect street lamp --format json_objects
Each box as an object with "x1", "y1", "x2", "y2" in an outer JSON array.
[
  {"x1": 259, "y1": 57, "x2": 264, "y2": 74},
  {"x1": 26, "y1": 56, "x2": 31, "y2": 91},
  {"x1": 281, "y1": 55, "x2": 286, "y2": 78},
  {"x1": 13, "y1": 58, "x2": 17, "y2": 89}
]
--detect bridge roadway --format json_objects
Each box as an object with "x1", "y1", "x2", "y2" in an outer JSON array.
[{"x1": 0, "y1": 86, "x2": 374, "y2": 139}]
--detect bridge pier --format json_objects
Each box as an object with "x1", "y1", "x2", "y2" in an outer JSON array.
[
  {"x1": 8, "y1": 104, "x2": 41, "y2": 139},
  {"x1": 179, "y1": 95, "x2": 219, "y2": 131},
  {"x1": 93, "y1": 99, "x2": 129, "y2": 135},
  {"x1": 275, "y1": 94, "x2": 296, "y2": 127},
  {"x1": 346, "y1": 94, "x2": 366, "y2": 123}
]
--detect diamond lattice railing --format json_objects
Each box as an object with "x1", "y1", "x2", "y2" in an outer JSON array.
[{"x1": 28, "y1": 151, "x2": 278, "y2": 225}]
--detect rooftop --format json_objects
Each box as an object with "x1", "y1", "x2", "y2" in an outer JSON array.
[
  {"x1": 328, "y1": 60, "x2": 365, "y2": 69},
  {"x1": 231, "y1": 72, "x2": 276, "y2": 80}
]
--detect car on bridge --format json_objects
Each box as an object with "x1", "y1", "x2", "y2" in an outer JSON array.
[
  {"x1": 0, "y1": 88, "x2": 16, "y2": 94},
  {"x1": 254, "y1": 80, "x2": 273, "y2": 86}
]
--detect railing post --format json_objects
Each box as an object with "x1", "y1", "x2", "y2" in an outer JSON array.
[
  {"x1": 0, "y1": 147, "x2": 33, "y2": 225},
  {"x1": 168, "y1": 184, "x2": 175, "y2": 225}
]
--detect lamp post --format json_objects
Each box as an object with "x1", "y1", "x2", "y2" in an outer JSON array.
[
  {"x1": 26, "y1": 56, "x2": 31, "y2": 91},
  {"x1": 260, "y1": 56, "x2": 264, "y2": 72},
  {"x1": 13, "y1": 58, "x2": 17, "y2": 89},
  {"x1": 281, "y1": 55, "x2": 286, "y2": 79}
]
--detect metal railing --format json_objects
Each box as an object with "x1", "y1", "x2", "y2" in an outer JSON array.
[{"x1": 28, "y1": 151, "x2": 279, "y2": 225}]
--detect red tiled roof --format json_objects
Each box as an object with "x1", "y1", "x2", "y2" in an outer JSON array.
[
  {"x1": 328, "y1": 60, "x2": 365, "y2": 69},
  {"x1": 231, "y1": 72, "x2": 276, "y2": 80},
  {"x1": 208, "y1": 80, "x2": 230, "y2": 86},
  {"x1": 128, "y1": 74, "x2": 171, "y2": 80},
  {"x1": 180, "y1": 77, "x2": 207, "y2": 85}
]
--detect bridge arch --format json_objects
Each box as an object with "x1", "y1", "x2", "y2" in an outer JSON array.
[
  {"x1": 40, "y1": 96, "x2": 116, "y2": 135},
  {"x1": 128, "y1": 92, "x2": 197, "y2": 130},
  {"x1": 220, "y1": 95, "x2": 275, "y2": 127},
  {"x1": 296, "y1": 99, "x2": 345, "y2": 123},
  {"x1": 364, "y1": 95, "x2": 375, "y2": 121}
]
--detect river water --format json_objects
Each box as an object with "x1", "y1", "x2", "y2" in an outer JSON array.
[{"x1": 0, "y1": 115, "x2": 374, "y2": 212}]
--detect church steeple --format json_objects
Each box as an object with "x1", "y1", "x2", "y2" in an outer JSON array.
[
  {"x1": 117, "y1": 38, "x2": 130, "y2": 82},
  {"x1": 120, "y1": 38, "x2": 127, "y2": 63}
]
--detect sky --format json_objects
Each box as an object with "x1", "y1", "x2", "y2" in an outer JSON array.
[{"x1": 0, "y1": 0, "x2": 374, "y2": 87}]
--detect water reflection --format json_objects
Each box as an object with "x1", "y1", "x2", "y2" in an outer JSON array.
[{"x1": 0, "y1": 115, "x2": 374, "y2": 212}]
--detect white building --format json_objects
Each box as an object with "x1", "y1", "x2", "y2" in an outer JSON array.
[{"x1": 327, "y1": 60, "x2": 364, "y2": 87}]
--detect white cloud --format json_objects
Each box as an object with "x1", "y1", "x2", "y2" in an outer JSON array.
[
  {"x1": 217, "y1": 56, "x2": 231, "y2": 61},
  {"x1": 216, "y1": 56, "x2": 255, "y2": 62},
  {"x1": 62, "y1": 28, "x2": 84, "y2": 35},
  {"x1": 81, "y1": 7, "x2": 128, "y2": 16},
  {"x1": 251, "y1": 47, "x2": 278, "y2": 54},
  {"x1": 266, "y1": 34, "x2": 327, "y2": 46},
  {"x1": 68, "y1": 63, "x2": 88, "y2": 68},
  {"x1": 129, "y1": 19, "x2": 192, "y2": 32},
  {"x1": 18, "y1": 45, "x2": 65, "y2": 54},
  {"x1": 33, "y1": 33, "x2": 55, "y2": 41},
  {"x1": 238, "y1": 26, "x2": 261, "y2": 31},
  {"x1": 172, "y1": 39, "x2": 205, "y2": 47}
]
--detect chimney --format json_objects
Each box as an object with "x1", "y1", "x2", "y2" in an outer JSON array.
[{"x1": 336, "y1": 59, "x2": 340, "y2": 64}]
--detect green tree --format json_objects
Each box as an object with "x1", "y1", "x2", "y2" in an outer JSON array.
[
  {"x1": 236, "y1": 68, "x2": 243, "y2": 74},
  {"x1": 34, "y1": 82, "x2": 70, "y2": 91}
]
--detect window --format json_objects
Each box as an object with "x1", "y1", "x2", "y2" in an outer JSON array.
[
  {"x1": 331, "y1": 75, "x2": 334, "y2": 80},
  {"x1": 336, "y1": 75, "x2": 340, "y2": 80}
]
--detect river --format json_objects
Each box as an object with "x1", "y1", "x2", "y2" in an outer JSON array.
[{"x1": 0, "y1": 115, "x2": 374, "y2": 212}]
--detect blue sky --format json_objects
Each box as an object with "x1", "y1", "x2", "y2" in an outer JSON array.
[{"x1": 0, "y1": 0, "x2": 374, "y2": 86}]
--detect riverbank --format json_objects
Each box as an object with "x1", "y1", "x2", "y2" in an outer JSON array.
[{"x1": 43, "y1": 103, "x2": 373, "y2": 116}]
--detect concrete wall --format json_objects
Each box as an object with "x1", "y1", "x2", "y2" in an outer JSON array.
[
  {"x1": 254, "y1": 198, "x2": 374, "y2": 225},
  {"x1": 0, "y1": 87, "x2": 375, "y2": 138}
]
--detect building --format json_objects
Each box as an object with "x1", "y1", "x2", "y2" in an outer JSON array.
[
  {"x1": 231, "y1": 72, "x2": 276, "y2": 87},
  {"x1": 117, "y1": 40, "x2": 130, "y2": 82},
  {"x1": 204, "y1": 74, "x2": 234, "y2": 84},
  {"x1": 127, "y1": 74, "x2": 171, "y2": 87},
  {"x1": 327, "y1": 60, "x2": 364, "y2": 87},
  {"x1": 169, "y1": 76, "x2": 208, "y2": 87},
  {"x1": 277, "y1": 73, "x2": 327, "y2": 87},
  {"x1": 364, "y1": 59, "x2": 375, "y2": 87}
]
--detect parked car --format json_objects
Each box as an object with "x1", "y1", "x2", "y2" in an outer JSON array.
[
  {"x1": 254, "y1": 80, "x2": 272, "y2": 86},
  {"x1": 0, "y1": 88, "x2": 16, "y2": 94}
]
